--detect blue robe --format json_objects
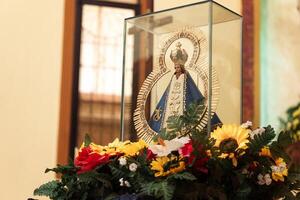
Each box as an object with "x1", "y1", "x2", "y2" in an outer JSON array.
[{"x1": 149, "y1": 72, "x2": 221, "y2": 133}]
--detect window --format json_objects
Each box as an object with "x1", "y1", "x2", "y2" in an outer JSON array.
[{"x1": 73, "y1": 1, "x2": 138, "y2": 149}]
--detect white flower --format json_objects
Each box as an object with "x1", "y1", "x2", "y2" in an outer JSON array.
[
  {"x1": 257, "y1": 173, "x2": 272, "y2": 185},
  {"x1": 271, "y1": 166, "x2": 279, "y2": 173},
  {"x1": 124, "y1": 180, "x2": 131, "y2": 187},
  {"x1": 119, "y1": 178, "x2": 124, "y2": 186},
  {"x1": 172, "y1": 136, "x2": 190, "y2": 145},
  {"x1": 241, "y1": 121, "x2": 253, "y2": 129},
  {"x1": 264, "y1": 174, "x2": 272, "y2": 185},
  {"x1": 257, "y1": 174, "x2": 265, "y2": 185},
  {"x1": 129, "y1": 163, "x2": 138, "y2": 172},
  {"x1": 241, "y1": 168, "x2": 249, "y2": 175},
  {"x1": 118, "y1": 157, "x2": 127, "y2": 166},
  {"x1": 271, "y1": 161, "x2": 286, "y2": 174},
  {"x1": 250, "y1": 127, "x2": 265, "y2": 139},
  {"x1": 119, "y1": 178, "x2": 131, "y2": 187},
  {"x1": 149, "y1": 136, "x2": 190, "y2": 157}
]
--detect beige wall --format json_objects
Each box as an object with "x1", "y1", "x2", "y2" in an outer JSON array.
[
  {"x1": 0, "y1": 0, "x2": 64, "y2": 199},
  {"x1": 260, "y1": 0, "x2": 300, "y2": 128},
  {"x1": 154, "y1": 0, "x2": 241, "y2": 14}
]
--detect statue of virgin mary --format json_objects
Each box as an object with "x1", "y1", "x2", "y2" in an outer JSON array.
[{"x1": 149, "y1": 42, "x2": 221, "y2": 132}]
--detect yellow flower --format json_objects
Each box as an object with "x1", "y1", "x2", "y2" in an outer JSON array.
[
  {"x1": 119, "y1": 140, "x2": 148, "y2": 156},
  {"x1": 150, "y1": 156, "x2": 185, "y2": 177},
  {"x1": 259, "y1": 147, "x2": 272, "y2": 158},
  {"x1": 218, "y1": 153, "x2": 238, "y2": 167},
  {"x1": 108, "y1": 138, "x2": 129, "y2": 149},
  {"x1": 287, "y1": 122, "x2": 292, "y2": 131},
  {"x1": 206, "y1": 150, "x2": 212, "y2": 157},
  {"x1": 292, "y1": 107, "x2": 300, "y2": 118},
  {"x1": 219, "y1": 153, "x2": 228, "y2": 159},
  {"x1": 293, "y1": 118, "x2": 300, "y2": 129},
  {"x1": 170, "y1": 161, "x2": 185, "y2": 174},
  {"x1": 79, "y1": 142, "x2": 104, "y2": 152},
  {"x1": 271, "y1": 158, "x2": 288, "y2": 182},
  {"x1": 211, "y1": 124, "x2": 250, "y2": 152}
]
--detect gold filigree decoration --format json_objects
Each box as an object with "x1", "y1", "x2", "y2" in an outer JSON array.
[{"x1": 133, "y1": 28, "x2": 220, "y2": 143}]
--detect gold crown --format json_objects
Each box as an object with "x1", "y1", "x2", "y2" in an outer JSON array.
[{"x1": 170, "y1": 42, "x2": 188, "y2": 65}]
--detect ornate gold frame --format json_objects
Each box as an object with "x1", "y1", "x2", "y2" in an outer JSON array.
[{"x1": 133, "y1": 29, "x2": 220, "y2": 143}]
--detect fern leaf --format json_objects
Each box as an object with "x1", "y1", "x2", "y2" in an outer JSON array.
[
  {"x1": 248, "y1": 125, "x2": 276, "y2": 153},
  {"x1": 277, "y1": 131, "x2": 293, "y2": 148},
  {"x1": 167, "y1": 172, "x2": 197, "y2": 181},
  {"x1": 33, "y1": 180, "x2": 61, "y2": 198},
  {"x1": 109, "y1": 164, "x2": 127, "y2": 180},
  {"x1": 160, "y1": 181, "x2": 175, "y2": 200},
  {"x1": 141, "y1": 181, "x2": 174, "y2": 200}
]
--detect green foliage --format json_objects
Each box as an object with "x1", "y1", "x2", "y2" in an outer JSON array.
[
  {"x1": 45, "y1": 162, "x2": 77, "y2": 174},
  {"x1": 33, "y1": 162, "x2": 114, "y2": 200},
  {"x1": 269, "y1": 131, "x2": 293, "y2": 161},
  {"x1": 109, "y1": 164, "x2": 128, "y2": 180},
  {"x1": 277, "y1": 130, "x2": 293, "y2": 149},
  {"x1": 280, "y1": 102, "x2": 300, "y2": 142},
  {"x1": 141, "y1": 181, "x2": 175, "y2": 200},
  {"x1": 165, "y1": 100, "x2": 206, "y2": 137},
  {"x1": 84, "y1": 134, "x2": 92, "y2": 147},
  {"x1": 248, "y1": 125, "x2": 276, "y2": 153},
  {"x1": 152, "y1": 128, "x2": 176, "y2": 141},
  {"x1": 34, "y1": 181, "x2": 63, "y2": 200},
  {"x1": 167, "y1": 172, "x2": 197, "y2": 181}
]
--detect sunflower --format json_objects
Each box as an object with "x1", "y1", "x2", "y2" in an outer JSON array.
[
  {"x1": 211, "y1": 124, "x2": 250, "y2": 152},
  {"x1": 211, "y1": 124, "x2": 250, "y2": 166},
  {"x1": 150, "y1": 156, "x2": 185, "y2": 177}
]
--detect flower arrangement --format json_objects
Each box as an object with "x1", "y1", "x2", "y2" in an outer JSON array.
[
  {"x1": 280, "y1": 102, "x2": 300, "y2": 142},
  {"x1": 280, "y1": 102, "x2": 300, "y2": 171},
  {"x1": 33, "y1": 103, "x2": 300, "y2": 200}
]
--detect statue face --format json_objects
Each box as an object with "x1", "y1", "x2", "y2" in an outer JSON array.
[{"x1": 174, "y1": 64, "x2": 183, "y2": 74}]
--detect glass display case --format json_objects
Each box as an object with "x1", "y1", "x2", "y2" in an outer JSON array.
[{"x1": 121, "y1": 0, "x2": 242, "y2": 142}]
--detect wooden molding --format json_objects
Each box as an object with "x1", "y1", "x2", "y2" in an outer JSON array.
[
  {"x1": 253, "y1": 0, "x2": 261, "y2": 127},
  {"x1": 242, "y1": 1, "x2": 255, "y2": 124},
  {"x1": 57, "y1": 0, "x2": 77, "y2": 165}
]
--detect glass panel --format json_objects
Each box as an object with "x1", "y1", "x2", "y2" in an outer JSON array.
[
  {"x1": 212, "y1": 2, "x2": 242, "y2": 124},
  {"x1": 126, "y1": 1, "x2": 240, "y2": 34},
  {"x1": 122, "y1": 1, "x2": 242, "y2": 142},
  {"x1": 77, "y1": 5, "x2": 134, "y2": 146}
]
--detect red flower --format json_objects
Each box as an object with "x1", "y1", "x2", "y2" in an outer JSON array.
[
  {"x1": 188, "y1": 155, "x2": 209, "y2": 174},
  {"x1": 180, "y1": 141, "x2": 209, "y2": 174},
  {"x1": 74, "y1": 146, "x2": 110, "y2": 174},
  {"x1": 146, "y1": 148, "x2": 156, "y2": 160},
  {"x1": 248, "y1": 161, "x2": 259, "y2": 171},
  {"x1": 179, "y1": 140, "x2": 193, "y2": 157}
]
